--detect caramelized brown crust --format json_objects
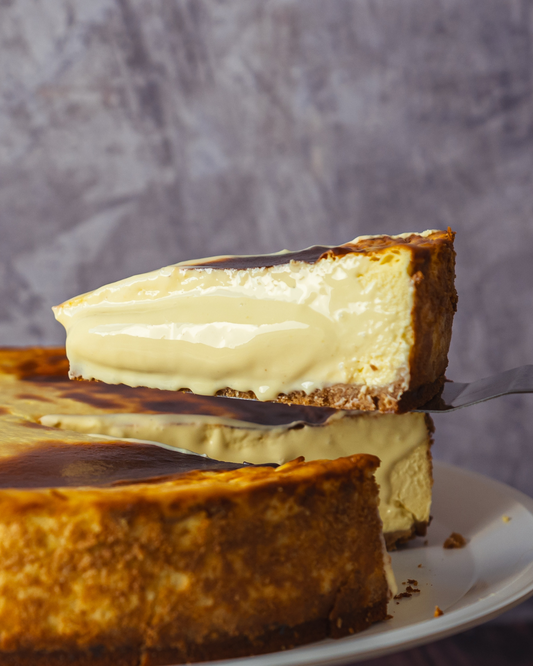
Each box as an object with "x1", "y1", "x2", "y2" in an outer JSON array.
[
  {"x1": 183, "y1": 228, "x2": 455, "y2": 270},
  {"x1": 0, "y1": 346, "x2": 69, "y2": 379},
  {"x1": 0, "y1": 456, "x2": 390, "y2": 663},
  {"x1": 408, "y1": 229, "x2": 457, "y2": 394}
]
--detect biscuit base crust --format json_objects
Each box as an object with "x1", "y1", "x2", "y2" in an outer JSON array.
[{"x1": 217, "y1": 375, "x2": 445, "y2": 414}]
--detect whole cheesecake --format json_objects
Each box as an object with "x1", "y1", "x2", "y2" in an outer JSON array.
[
  {"x1": 0, "y1": 348, "x2": 433, "y2": 548},
  {"x1": 0, "y1": 351, "x2": 394, "y2": 665},
  {"x1": 53, "y1": 230, "x2": 457, "y2": 413}
]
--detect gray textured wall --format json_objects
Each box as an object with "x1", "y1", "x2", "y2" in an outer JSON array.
[{"x1": 1, "y1": 0, "x2": 533, "y2": 618}]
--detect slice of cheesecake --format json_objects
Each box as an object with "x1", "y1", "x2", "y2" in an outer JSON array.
[
  {"x1": 53, "y1": 230, "x2": 457, "y2": 413},
  {"x1": 0, "y1": 354, "x2": 394, "y2": 664},
  {"x1": 0, "y1": 347, "x2": 433, "y2": 548}
]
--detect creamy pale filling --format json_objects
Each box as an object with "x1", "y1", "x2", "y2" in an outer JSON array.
[
  {"x1": 40, "y1": 410, "x2": 432, "y2": 537},
  {"x1": 53, "y1": 239, "x2": 420, "y2": 399}
]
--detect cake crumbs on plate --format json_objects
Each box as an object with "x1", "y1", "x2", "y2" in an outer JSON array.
[
  {"x1": 434, "y1": 606, "x2": 444, "y2": 617},
  {"x1": 394, "y1": 591, "x2": 413, "y2": 599},
  {"x1": 394, "y1": 579, "x2": 421, "y2": 599},
  {"x1": 502, "y1": 515, "x2": 512, "y2": 523},
  {"x1": 443, "y1": 532, "x2": 467, "y2": 549}
]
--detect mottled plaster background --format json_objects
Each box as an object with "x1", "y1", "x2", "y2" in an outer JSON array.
[{"x1": 1, "y1": 0, "x2": 533, "y2": 619}]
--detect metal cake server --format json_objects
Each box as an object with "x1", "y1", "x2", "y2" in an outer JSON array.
[{"x1": 416, "y1": 365, "x2": 533, "y2": 413}]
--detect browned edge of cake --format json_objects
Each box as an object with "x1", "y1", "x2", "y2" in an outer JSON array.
[
  {"x1": 406, "y1": 228, "x2": 457, "y2": 402},
  {"x1": 0, "y1": 453, "x2": 390, "y2": 664}
]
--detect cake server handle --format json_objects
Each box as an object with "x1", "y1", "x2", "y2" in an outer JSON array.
[{"x1": 416, "y1": 365, "x2": 533, "y2": 413}]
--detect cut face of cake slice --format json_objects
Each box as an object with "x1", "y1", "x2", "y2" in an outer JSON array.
[
  {"x1": 0, "y1": 353, "x2": 394, "y2": 665},
  {"x1": 53, "y1": 230, "x2": 457, "y2": 413},
  {"x1": 0, "y1": 347, "x2": 433, "y2": 548}
]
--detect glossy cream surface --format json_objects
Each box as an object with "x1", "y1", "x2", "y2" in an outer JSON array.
[
  {"x1": 40, "y1": 410, "x2": 432, "y2": 536},
  {"x1": 53, "y1": 236, "x2": 423, "y2": 399}
]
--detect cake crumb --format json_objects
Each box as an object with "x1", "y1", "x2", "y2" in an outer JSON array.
[
  {"x1": 502, "y1": 515, "x2": 511, "y2": 523},
  {"x1": 386, "y1": 614, "x2": 393, "y2": 620},
  {"x1": 405, "y1": 585, "x2": 420, "y2": 594},
  {"x1": 434, "y1": 606, "x2": 444, "y2": 617},
  {"x1": 394, "y1": 591, "x2": 412, "y2": 600},
  {"x1": 407, "y1": 579, "x2": 418, "y2": 585},
  {"x1": 417, "y1": 564, "x2": 423, "y2": 568},
  {"x1": 443, "y1": 532, "x2": 467, "y2": 549}
]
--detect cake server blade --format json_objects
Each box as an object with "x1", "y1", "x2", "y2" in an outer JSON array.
[{"x1": 416, "y1": 365, "x2": 533, "y2": 412}]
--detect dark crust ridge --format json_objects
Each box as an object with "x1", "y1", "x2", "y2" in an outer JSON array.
[
  {"x1": 181, "y1": 230, "x2": 453, "y2": 270},
  {"x1": 0, "y1": 601, "x2": 387, "y2": 666}
]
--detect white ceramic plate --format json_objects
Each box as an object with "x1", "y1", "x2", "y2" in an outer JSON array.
[{"x1": 186, "y1": 461, "x2": 533, "y2": 666}]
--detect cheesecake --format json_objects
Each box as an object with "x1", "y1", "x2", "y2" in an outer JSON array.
[
  {"x1": 0, "y1": 450, "x2": 392, "y2": 665},
  {"x1": 0, "y1": 347, "x2": 433, "y2": 548},
  {"x1": 0, "y1": 351, "x2": 395, "y2": 665},
  {"x1": 53, "y1": 230, "x2": 457, "y2": 413}
]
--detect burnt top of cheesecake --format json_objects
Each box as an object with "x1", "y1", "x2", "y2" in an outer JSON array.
[
  {"x1": 0, "y1": 439, "x2": 275, "y2": 490},
  {"x1": 181, "y1": 230, "x2": 453, "y2": 270}
]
